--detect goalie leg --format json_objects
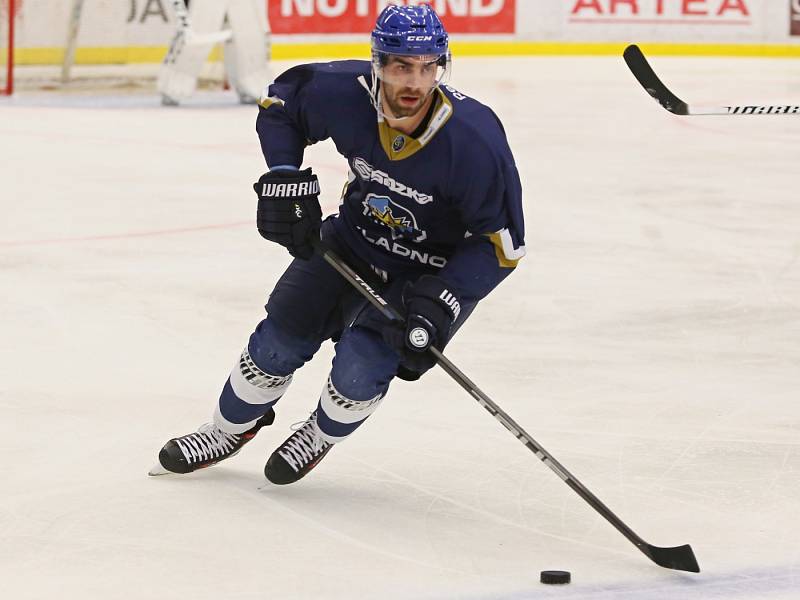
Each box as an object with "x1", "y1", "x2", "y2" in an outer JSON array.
[
  {"x1": 223, "y1": 0, "x2": 272, "y2": 104},
  {"x1": 158, "y1": 0, "x2": 228, "y2": 105}
]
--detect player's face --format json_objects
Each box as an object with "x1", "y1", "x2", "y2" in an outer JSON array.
[{"x1": 380, "y1": 55, "x2": 439, "y2": 118}]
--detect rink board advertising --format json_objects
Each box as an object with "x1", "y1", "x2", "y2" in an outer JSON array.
[
  {"x1": 568, "y1": 0, "x2": 752, "y2": 23},
  {"x1": 266, "y1": 0, "x2": 516, "y2": 34},
  {"x1": 8, "y1": 0, "x2": 800, "y2": 65}
]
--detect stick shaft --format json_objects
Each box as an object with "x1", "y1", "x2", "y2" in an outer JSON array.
[
  {"x1": 61, "y1": 0, "x2": 85, "y2": 83},
  {"x1": 313, "y1": 240, "x2": 698, "y2": 570}
]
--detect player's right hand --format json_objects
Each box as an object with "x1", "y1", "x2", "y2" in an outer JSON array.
[{"x1": 254, "y1": 168, "x2": 322, "y2": 260}]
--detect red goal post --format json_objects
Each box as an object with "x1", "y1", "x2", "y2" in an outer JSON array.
[{"x1": 1, "y1": 0, "x2": 15, "y2": 95}]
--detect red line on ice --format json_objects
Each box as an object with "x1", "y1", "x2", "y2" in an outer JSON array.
[{"x1": 0, "y1": 221, "x2": 251, "y2": 247}]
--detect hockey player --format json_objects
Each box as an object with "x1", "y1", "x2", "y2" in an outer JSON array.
[
  {"x1": 150, "y1": 4, "x2": 526, "y2": 484},
  {"x1": 159, "y1": 0, "x2": 271, "y2": 105}
]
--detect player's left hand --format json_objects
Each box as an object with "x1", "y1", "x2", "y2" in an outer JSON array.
[{"x1": 384, "y1": 275, "x2": 461, "y2": 372}]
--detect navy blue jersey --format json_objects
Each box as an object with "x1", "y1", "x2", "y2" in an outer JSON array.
[{"x1": 256, "y1": 60, "x2": 525, "y2": 302}]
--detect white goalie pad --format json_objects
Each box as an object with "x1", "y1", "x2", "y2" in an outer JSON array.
[
  {"x1": 224, "y1": 0, "x2": 272, "y2": 102},
  {"x1": 158, "y1": 0, "x2": 228, "y2": 102},
  {"x1": 158, "y1": 0, "x2": 271, "y2": 103}
]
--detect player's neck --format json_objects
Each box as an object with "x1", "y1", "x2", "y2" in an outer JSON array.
[{"x1": 383, "y1": 92, "x2": 435, "y2": 135}]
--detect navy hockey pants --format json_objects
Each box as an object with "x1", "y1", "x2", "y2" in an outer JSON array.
[{"x1": 215, "y1": 219, "x2": 475, "y2": 442}]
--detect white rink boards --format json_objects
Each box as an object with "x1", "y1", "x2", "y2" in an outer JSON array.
[{"x1": 1, "y1": 56, "x2": 799, "y2": 599}]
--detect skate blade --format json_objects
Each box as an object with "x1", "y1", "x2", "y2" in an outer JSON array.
[{"x1": 148, "y1": 462, "x2": 171, "y2": 476}]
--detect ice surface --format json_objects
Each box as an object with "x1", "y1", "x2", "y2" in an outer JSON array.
[{"x1": 1, "y1": 56, "x2": 799, "y2": 599}]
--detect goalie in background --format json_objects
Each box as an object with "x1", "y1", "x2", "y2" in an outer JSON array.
[{"x1": 158, "y1": 0, "x2": 271, "y2": 105}]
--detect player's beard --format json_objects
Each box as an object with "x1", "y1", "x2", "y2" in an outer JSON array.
[{"x1": 382, "y1": 82, "x2": 432, "y2": 119}]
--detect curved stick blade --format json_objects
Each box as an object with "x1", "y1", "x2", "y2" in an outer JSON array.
[
  {"x1": 623, "y1": 44, "x2": 689, "y2": 115},
  {"x1": 642, "y1": 543, "x2": 700, "y2": 573}
]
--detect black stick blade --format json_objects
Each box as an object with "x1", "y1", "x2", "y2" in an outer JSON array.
[
  {"x1": 641, "y1": 543, "x2": 700, "y2": 573},
  {"x1": 623, "y1": 44, "x2": 689, "y2": 115}
]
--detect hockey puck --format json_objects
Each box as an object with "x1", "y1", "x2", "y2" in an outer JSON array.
[{"x1": 540, "y1": 570, "x2": 571, "y2": 585}]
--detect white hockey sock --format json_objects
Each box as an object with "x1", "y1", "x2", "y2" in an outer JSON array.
[
  {"x1": 316, "y1": 376, "x2": 385, "y2": 444},
  {"x1": 214, "y1": 346, "x2": 292, "y2": 434}
]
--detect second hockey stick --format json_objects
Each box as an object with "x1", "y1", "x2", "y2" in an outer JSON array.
[
  {"x1": 61, "y1": 0, "x2": 85, "y2": 83},
  {"x1": 623, "y1": 44, "x2": 800, "y2": 116},
  {"x1": 313, "y1": 238, "x2": 700, "y2": 573}
]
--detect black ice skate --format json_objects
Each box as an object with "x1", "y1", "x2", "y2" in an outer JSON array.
[
  {"x1": 264, "y1": 411, "x2": 332, "y2": 485},
  {"x1": 149, "y1": 409, "x2": 275, "y2": 476}
]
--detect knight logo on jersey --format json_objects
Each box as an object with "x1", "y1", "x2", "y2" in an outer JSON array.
[{"x1": 363, "y1": 194, "x2": 427, "y2": 242}]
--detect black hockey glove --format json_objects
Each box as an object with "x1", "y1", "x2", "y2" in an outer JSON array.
[
  {"x1": 384, "y1": 275, "x2": 461, "y2": 374},
  {"x1": 254, "y1": 168, "x2": 322, "y2": 260}
]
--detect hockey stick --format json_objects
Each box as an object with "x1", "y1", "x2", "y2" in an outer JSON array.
[
  {"x1": 61, "y1": 0, "x2": 85, "y2": 83},
  {"x1": 623, "y1": 44, "x2": 800, "y2": 116},
  {"x1": 313, "y1": 239, "x2": 700, "y2": 573}
]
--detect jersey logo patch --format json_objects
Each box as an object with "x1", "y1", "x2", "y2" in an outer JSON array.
[
  {"x1": 363, "y1": 194, "x2": 427, "y2": 243},
  {"x1": 352, "y1": 157, "x2": 433, "y2": 205},
  {"x1": 392, "y1": 135, "x2": 406, "y2": 152}
]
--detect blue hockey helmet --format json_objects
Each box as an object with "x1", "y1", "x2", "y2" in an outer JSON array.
[
  {"x1": 368, "y1": 3, "x2": 452, "y2": 107},
  {"x1": 371, "y1": 4, "x2": 449, "y2": 57}
]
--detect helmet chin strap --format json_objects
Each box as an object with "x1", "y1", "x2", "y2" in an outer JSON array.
[{"x1": 359, "y1": 70, "x2": 433, "y2": 123}]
